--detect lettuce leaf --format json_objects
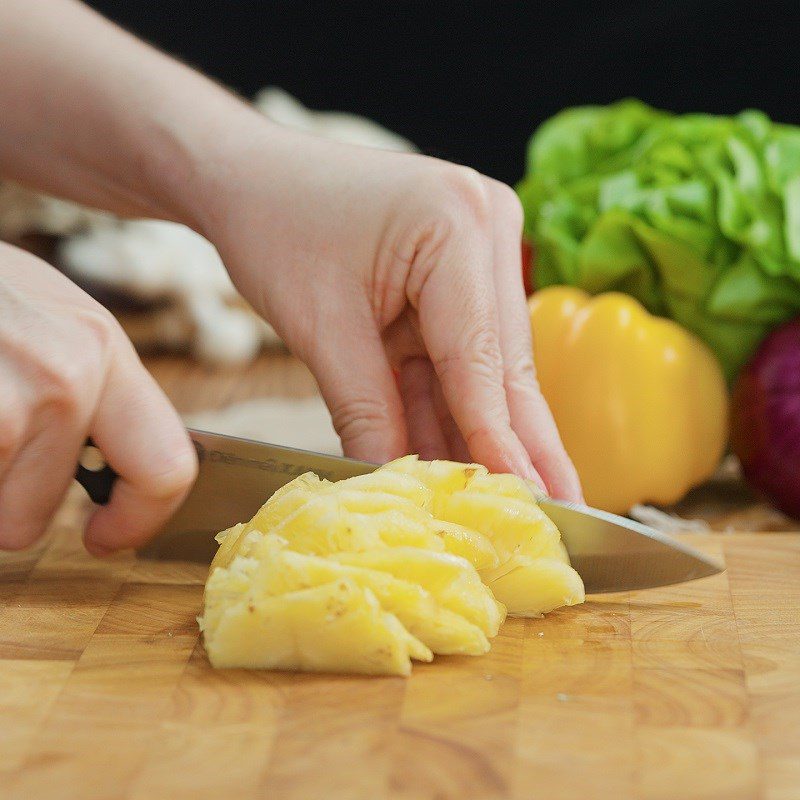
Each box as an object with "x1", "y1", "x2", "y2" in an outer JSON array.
[{"x1": 518, "y1": 99, "x2": 800, "y2": 381}]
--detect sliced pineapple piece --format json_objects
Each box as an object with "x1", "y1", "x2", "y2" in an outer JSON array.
[
  {"x1": 331, "y1": 547, "x2": 505, "y2": 637},
  {"x1": 203, "y1": 455, "x2": 584, "y2": 676},
  {"x1": 439, "y1": 491, "x2": 561, "y2": 562},
  {"x1": 431, "y1": 520, "x2": 499, "y2": 570},
  {"x1": 203, "y1": 554, "x2": 256, "y2": 632},
  {"x1": 203, "y1": 578, "x2": 430, "y2": 675},
  {"x1": 212, "y1": 537, "x2": 491, "y2": 655},
  {"x1": 249, "y1": 472, "x2": 324, "y2": 533},
  {"x1": 480, "y1": 556, "x2": 585, "y2": 617},
  {"x1": 552, "y1": 540, "x2": 570, "y2": 564},
  {"x1": 330, "y1": 470, "x2": 433, "y2": 511},
  {"x1": 388, "y1": 456, "x2": 488, "y2": 514},
  {"x1": 383, "y1": 457, "x2": 582, "y2": 618},
  {"x1": 210, "y1": 523, "x2": 248, "y2": 571},
  {"x1": 266, "y1": 494, "x2": 445, "y2": 555},
  {"x1": 466, "y1": 472, "x2": 538, "y2": 503}
]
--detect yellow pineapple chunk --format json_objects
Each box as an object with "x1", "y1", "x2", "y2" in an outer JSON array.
[
  {"x1": 388, "y1": 456, "x2": 488, "y2": 514},
  {"x1": 479, "y1": 557, "x2": 585, "y2": 617},
  {"x1": 331, "y1": 547, "x2": 505, "y2": 637},
  {"x1": 202, "y1": 455, "x2": 584, "y2": 675},
  {"x1": 432, "y1": 520, "x2": 499, "y2": 570},
  {"x1": 210, "y1": 523, "x2": 248, "y2": 571},
  {"x1": 203, "y1": 578, "x2": 430, "y2": 675},
  {"x1": 382, "y1": 458, "x2": 584, "y2": 616},
  {"x1": 466, "y1": 472, "x2": 539, "y2": 502},
  {"x1": 268, "y1": 494, "x2": 445, "y2": 554},
  {"x1": 249, "y1": 472, "x2": 324, "y2": 533},
  {"x1": 206, "y1": 537, "x2": 491, "y2": 656},
  {"x1": 331, "y1": 470, "x2": 433, "y2": 510},
  {"x1": 440, "y1": 491, "x2": 561, "y2": 562}
]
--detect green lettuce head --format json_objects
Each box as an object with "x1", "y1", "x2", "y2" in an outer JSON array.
[{"x1": 517, "y1": 100, "x2": 800, "y2": 381}]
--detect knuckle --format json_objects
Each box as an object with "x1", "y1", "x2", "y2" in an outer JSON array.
[
  {"x1": 437, "y1": 165, "x2": 492, "y2": 227},
  {"x1": 36, "y1": 308, "x2": 119, "y2": 416},
  {"x1": 77, "y1": 306, "x2": 121, "y2": 355},
  {"x1": 403, "y1": 167, "x2": 497, "y2": 309},
  {"x1": 433, "y1": 323, "x2": 502, "y2": 384},
  {"x1": 330, "y1": 396, "x2": 394, "y2": 444},
  {"x1": 490, "y1": 181, "x2": 524, "y2": 230},
  {"x1": 37, "y1": 363, "x2": 87, "y2": 419},
  {"x1": 504, "y1": 351, "x2": 539, "y2": 393},
  {"x1": 488, "y1": 178, "x2": 519, "y2": 205}
]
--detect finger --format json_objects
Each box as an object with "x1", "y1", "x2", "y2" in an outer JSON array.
[
  {"x1": 383, "y1": 309, "x2": 426, "y2": 367},
  {"x1": 384, "y1": 315, "x2": 470, "y2": 461},
  {"x1": 487, "y1": 182, "x2": 583, "y2": 501},
  {"x1": 412, "y1": 217, "x2": 538, "y2": 480},
  {"x1": 0, "y1": 413, "x2": 83, "y2": 551},
  {"x1": 83, "y1": 346, "x2": 197, "y2": 554},
  {"x1": 306, "y1": 302, "x2": 407, "y2": 463},
  {"x1": 398, "y1": 357, "x2": 450, "y2": 460},
  {"x1": 431, "y1": 376, "x2": 471, "y2": 462},
  {"x1": 0, "y1": 370, "x2": 27, "y2": 492}
]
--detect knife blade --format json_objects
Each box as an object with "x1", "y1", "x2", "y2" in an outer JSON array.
[{"x1": 76, "y1": 428, "x2": 723, "y2": 593}]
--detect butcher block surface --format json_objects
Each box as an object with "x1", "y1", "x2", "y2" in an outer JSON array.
[
  {"x1": 1, "y1": 354, "x2": 799, "y2": 800},
  {"x1": 0, "y1": 495, "x2": 798, "y2": 800}
]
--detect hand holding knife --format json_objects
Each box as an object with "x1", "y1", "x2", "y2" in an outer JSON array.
[{"x1": 76, "y1": 430, "x2": 723, "y2": 593}]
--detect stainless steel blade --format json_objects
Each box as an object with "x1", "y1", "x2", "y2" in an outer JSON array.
[
  {"x1": 138, "y1": 429, "x2": 375, "y2": 562},
  {"x1": 138, "y1": 429, "x2": 723, "y2": 594},
  {"x1": 538, "y1": 497, "x2": 723, "y2": 593}
]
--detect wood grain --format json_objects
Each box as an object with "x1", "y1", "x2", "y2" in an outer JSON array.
[
  {"x1": 1, "y1": 353, "x2": 799, "y2": 800},
  {"x1": 2, "y1": 518, "x2": 798, "y2": 800}
]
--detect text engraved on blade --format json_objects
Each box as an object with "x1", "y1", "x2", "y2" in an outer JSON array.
[{"x1": 207, "y1": 449, "x2": 334, "y2": 480}]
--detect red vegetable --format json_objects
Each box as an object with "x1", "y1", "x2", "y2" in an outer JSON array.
[
  {"x1": 521, "y1": 237, "x2": 534, "y2": 296},
  {"x1": 731, "y1": 317, "x2": 800, "y2": 518}
]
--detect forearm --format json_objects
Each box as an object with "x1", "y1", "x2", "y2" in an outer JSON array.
[{"x1": 0, "y1": 0, "x2": 264, "y2": 227}]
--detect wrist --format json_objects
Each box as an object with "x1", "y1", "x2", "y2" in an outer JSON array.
[{"x1": 136, "y1": 87, "x2": 273, "y2": 236}]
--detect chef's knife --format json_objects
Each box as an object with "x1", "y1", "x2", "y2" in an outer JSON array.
[{"x1": 75, "y1": 428, "x2": 723, "y2": 593}]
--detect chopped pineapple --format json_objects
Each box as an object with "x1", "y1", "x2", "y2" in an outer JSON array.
[
  {"x1": 201, "y1": 455, "x2": 585, "y2": 676},
  {"x1": 204, "y1": 578, "x2": 431, "y2": 675},
  {"x1": 210, "y1": 522, "x2": 248, "y2": 571},
  {"x1": 440, "y1": 491, "x2": 561, "y2": 562},
  {"x1": 332, "y1": 470, "x2": 433, "y2": 510},
  {"x1": 207, "y1": 536, "x2": 491, "y2": 657},
  {"x1": 331, "y1": 548, "x2": 505, "y2": 637},
  {"x1": 431, "y1": 520, "x2": 499, "y2": 570},
  {"x1": 390, "y1": 458, "x2": 585, "y2": 616},
  {"x1": 388, "y1": 456, "x2": 488, "y2": 514},
  {"x1": 479, "y1": 557, "x2": 585, "y2": 615},
  {"x1": 248, "y1": 471, "x2": 323, "y2": 533}
]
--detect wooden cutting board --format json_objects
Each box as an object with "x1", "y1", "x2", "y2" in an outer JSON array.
[{"x1": 1, "y1": 488, "x2": 798, "y2": 800}]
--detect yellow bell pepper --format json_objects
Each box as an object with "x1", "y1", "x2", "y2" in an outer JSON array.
[{"x1": 528, "y1": 287, "x2": 728, "y2": 513}]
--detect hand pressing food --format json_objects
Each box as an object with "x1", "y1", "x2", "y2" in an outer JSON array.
[
  {"x1": 0, "y1": 0, "x2": 580, "y2": 555},
  {"x1": 201, "y1": 457, "x2": 585, "y2": 676}
]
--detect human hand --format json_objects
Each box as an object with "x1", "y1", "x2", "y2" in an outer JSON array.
[
  {"x1": 0, "y1": 242, "x2": 197, "y2": 553},
  {"x1": 197, "y1": 127, "x2": 581, "y2": 500},
  {"x1": 0, "y1": 0, "x2": 578, "y2": 501}
]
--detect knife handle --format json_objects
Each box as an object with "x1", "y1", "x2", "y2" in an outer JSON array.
[{"x1": 75, "y1": 440, "x2": 117, "y2": 505}]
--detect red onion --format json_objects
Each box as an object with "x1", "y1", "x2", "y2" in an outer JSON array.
[{"x1": 731, "y1": 317, "x2": 800, "y2": 518}]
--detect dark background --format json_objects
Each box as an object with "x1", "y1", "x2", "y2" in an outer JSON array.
[{"x1": 88, "y1": 0, "x2": 799, "y2": 185}]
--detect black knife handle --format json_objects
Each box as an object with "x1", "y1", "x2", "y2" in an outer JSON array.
[{"x1": 75, "y1": 440, "x2": 118, "y2": 505}]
